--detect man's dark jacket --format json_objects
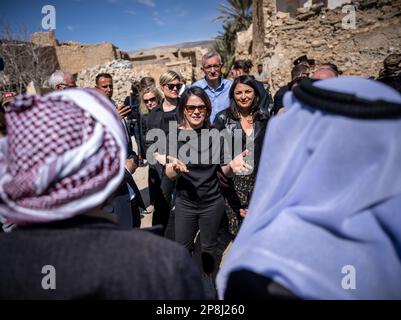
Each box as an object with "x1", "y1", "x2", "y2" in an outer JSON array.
[{"x1": 0, "y1": 216, "x2": 204, "y2": 299}]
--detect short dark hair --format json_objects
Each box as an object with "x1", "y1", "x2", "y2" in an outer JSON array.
[
  {"x1": 178, "y1": 87, "x2": 212, "y2": 128},
  {"x1": 233, "y1": 59, "x2": 253, "y2": 74},
  {"x1": 131, "y1": 80, "x2": 141, "y2": 95},
  {"x1": 321, "y1": 63, "x2": 341, "y2": 76},
  {"x1": 291, "y1": 64, "x2": 309, "y2": 80},
  {"x1": 140, "y1": 76, "x2": 156, "y2": 90},
  {"x1": 95, "y1": 73, "x2": 113, "y2": 85}
]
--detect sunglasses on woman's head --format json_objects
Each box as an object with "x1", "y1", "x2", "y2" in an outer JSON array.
[
  {"x1": 166, "y1": 83, "x2": 183, "y2": 90},
  {"x1": 185, "y1": 105, "x2": 207, "y2": 114}
]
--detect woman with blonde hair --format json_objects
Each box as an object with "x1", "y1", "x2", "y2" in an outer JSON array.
[
  {"x1": 144, "y1": 70, "x2": 183, "y2": 237},
  {"x1": 139, "y1": 86, "x2": 163, "y2": 115}
]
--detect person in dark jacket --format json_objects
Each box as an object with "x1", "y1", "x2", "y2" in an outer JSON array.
[
  {"x1": 214, "y1": 75, "x2": 269, "y2": 236},
  {"x1": 377, "y1": 53, "x2": 401, "y2": 93},
  {"x1": 0, "y1": 88, "x2": 204, "y2": 299},
  {"x1": 144, "y1": 70, "x2": 183, "y2": 238},
  {"x1": 95, "y1": 73, "x2": 145, "y2": 228},
  {"x1": 138, "y1": 86, "x2": 164, "y2": 166},
  {"x1": 123, "y1": 80, "x2": 144, "y2": 160},
  {"x1": 272, "y1": 64, "x2": 309, "y2": 116}
]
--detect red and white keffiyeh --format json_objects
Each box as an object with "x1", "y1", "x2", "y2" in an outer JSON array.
[{"x1": 0, "y1": 89, "x2": 127, "y2": 224}]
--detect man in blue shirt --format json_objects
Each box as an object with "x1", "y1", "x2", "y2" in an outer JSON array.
[{"x1": 192, "y1": 51, "x2": 232, "y2": 122}]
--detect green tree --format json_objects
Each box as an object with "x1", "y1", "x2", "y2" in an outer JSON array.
[
  {"x1": 215, "y1": 0, "x2": 253, "y2": 33},
  {"x1": 213, "y1": 0, "x2": 253, "y2": 76}
]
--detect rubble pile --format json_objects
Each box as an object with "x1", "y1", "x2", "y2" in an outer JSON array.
[{"x1": 77, "y1": 59, "x2": 145, "y2": 104}]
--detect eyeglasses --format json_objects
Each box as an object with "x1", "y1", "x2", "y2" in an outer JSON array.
[
  {"x1": 203, "y1": 64, "x2": 222, "y2": 71},
  {"x1": 144, "y1": 97, "x2": 157, "y2": 103},
  {"x1": 165, "y1": 83, "x2": 183, "y2": 91},
  {"x1": 185, "y1": 105, "x2": 207, "y2": 114}
]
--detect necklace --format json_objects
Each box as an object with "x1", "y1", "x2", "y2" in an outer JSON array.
[{"x1": 239, "y1": 113, "x2": 253, "y2": 124}]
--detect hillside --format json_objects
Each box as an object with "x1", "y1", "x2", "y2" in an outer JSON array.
[{"x1": 129, "y1": 39, "x2": 214, "y2": 54}]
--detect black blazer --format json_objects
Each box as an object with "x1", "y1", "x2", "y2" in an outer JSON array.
[
  {"x1": 143, "y1": 104, "x2": 180, "y2": 155},
  {"x1": 144, "y1": 105, "x2": 180, "y2": 180},
  {"x1": 103, "y1": 169, "x2": 145, "y2": 228}
]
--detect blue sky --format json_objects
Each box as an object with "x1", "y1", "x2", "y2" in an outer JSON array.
[{"x1": 0, "y1": 0, "x2": 225, "y2": 51}]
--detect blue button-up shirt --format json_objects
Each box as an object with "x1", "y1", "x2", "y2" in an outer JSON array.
[{"x1": 192, "y1": 77, "x2": 232, "y2": 123}]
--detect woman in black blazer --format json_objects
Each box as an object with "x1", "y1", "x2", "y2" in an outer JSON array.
[{"x1": 213, "y1": 75, "x2": 270, "y2": 236}]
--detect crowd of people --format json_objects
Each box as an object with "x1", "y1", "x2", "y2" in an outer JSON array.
[{"x1": 0, "y1": 50, "x2": 401, "y2": 299}]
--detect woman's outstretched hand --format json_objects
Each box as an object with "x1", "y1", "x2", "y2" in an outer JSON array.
[
  {"x1": 229, "y1": 150, "x2": 253, "y2": 174},
  {"x1": 166, "y1": 155, "x2": 189, "y2": 175},
  {"x1": 153, "y1": 152, "x2": 167, "y2": 166}
]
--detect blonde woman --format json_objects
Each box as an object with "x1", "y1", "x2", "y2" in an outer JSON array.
[{"x1": 144, "y1": 70, "x2": 183, "y2": 237}]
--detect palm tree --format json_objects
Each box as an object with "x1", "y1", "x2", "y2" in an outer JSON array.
[
  {"x1": 213, "y1": 0, "x2": 253, "y2": 77},
  {"x1": 214, "y1": 0, "x2": 253, "y2": 33}
]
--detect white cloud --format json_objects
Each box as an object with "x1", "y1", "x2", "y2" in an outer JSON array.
[
  {"x1": 124, "y1": 10, "x2": 136, "y2": 15},
  {"x1": 67, "y1": 25, "x2": 74, "y2": 31},
  {"x1": 138, "y1": 0, "x2": 155, "y2": 7},
  {"x1": 165, "y1": 6, "x2": 188, "y2": 17},
  {"x1": 152, "y1": 11, "x2": 165, "y2": 26}
]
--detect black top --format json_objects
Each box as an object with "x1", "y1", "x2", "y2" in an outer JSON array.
[
  {"x1": 144, "y1": 105, "x2": 179, "y2": 156},
  {"x1": 161, "y1": 109, "x2": 177, "y2": 134},
  {"x1": 254, "y1": 78, "x2": 273, "y2": 114},
  {"x1": 0, "y1": 216, "x2": 204, "y2": 300},
  {"x1": 168, "y1": 128, "x2": 225, "y2": 202},
  {"x1": 144, "y1": 105, "x2": 180, "y2": 181}
]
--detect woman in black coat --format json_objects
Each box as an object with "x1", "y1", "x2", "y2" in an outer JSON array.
[{"x1": 213, "y1": 75, "x2": 270, "y2": 236}]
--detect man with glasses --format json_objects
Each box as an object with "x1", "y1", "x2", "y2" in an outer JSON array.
[
  {"x1": 192, "y1": 51, "x2": 232, "y2": 122},
  {"x1": 48, "y1": 70, "x2": 77, "y2": 91}
]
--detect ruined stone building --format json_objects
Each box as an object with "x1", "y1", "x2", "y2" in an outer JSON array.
[
  {"x1": 30, "y1": 30, "x2": 129, "y2": 75},
  {"x1": 1, "y1": 30, "x2": 209, "y2": 100},
  {"x1": 239, "y1": 0, "x2": 401, "y2": 90},
  {"x1": 277, "y1": 0, "x2": 350, "y2": 12}
]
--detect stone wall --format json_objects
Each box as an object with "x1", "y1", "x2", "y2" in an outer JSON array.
[
  {"x1": 28, "y1": 32, "x2": 210, "y2": 90},
  {"x1": 56, "y1": 42, "x2": 123, "y2": 74},
  {"x1": 245, "y1": 0, "x2": 401, "y2": 91},
  {"x1": 76, "y1": 60, "x2": 145, "y2": 105},
  {"x1": 76, "y1": 58, "x2": 197, "y2": 104},
  {"x1": 29, "y1": 31, "x2": 127, "y2": 75},
  {"x1": 30, "y1": 30, "x2": 59, "y2": 47},
  {"x1": 129, "y1": 46, "x2": 208, "y2": 82}
]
